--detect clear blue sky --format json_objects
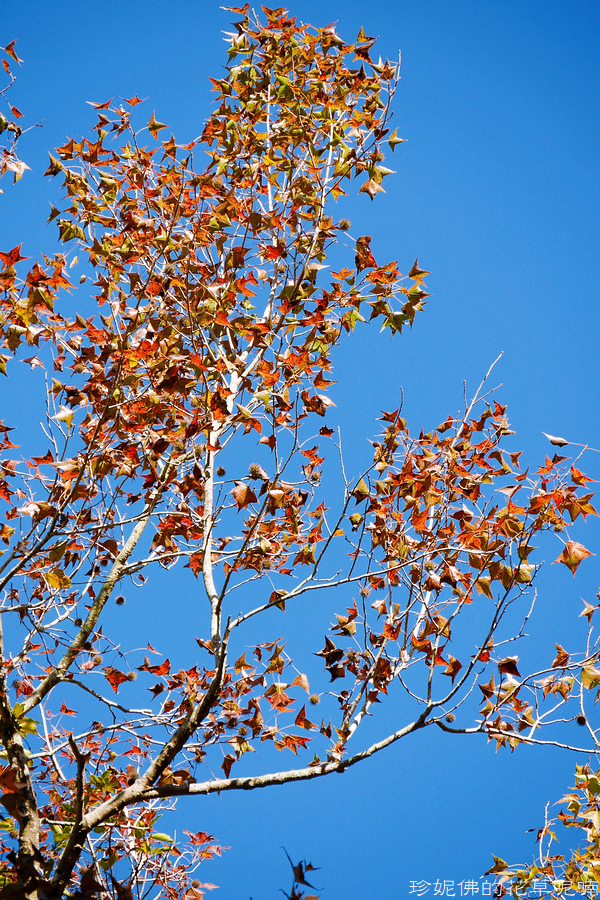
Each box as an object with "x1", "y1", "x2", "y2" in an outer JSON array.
[{"x1": 1, "y1": 1, "x2": 599, "y2": 897}]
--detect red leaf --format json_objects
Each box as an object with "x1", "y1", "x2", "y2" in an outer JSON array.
[
  {"x1": 294, "y1": 705, "x2": 315, "y2": 730},
  {"x1": 138, "y1": 656, "x2": 171, "y2": 676},
  {"x1": 103, "y1": 667, "x2": 129, "y2": 693}
]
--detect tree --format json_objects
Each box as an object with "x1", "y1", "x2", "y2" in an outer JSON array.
[{"x1": 0, "y1": 7, "x2": 597, "y2": 899}]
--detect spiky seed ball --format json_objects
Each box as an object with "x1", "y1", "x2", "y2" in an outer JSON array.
[
  {"x1": 576, "y1": 714, "x2": 587, "y2": 726},
  {"x1": 216, "y1": 466, "x2": 226, "y2": 477},
  {"x1": 93, "y1": 655, "x2": 103, "y2": 665},
  {"x1": 309, "y1": 694, "x2": 321, "y2": 706},
  {"x1": 249, "y1": 463, "x2": 269, "y2": 480},
  {"x1": 74, "y1": 618, "x2": 83, "y2": 627},
  {"x1": 338, "y1": 218, "x2": 351, "y2": 231},
  {"x1": 115, "y1": 595, "x2": 125, "y2": 606},
  {"x1": 445, "y1": 713, "x2": 456, "y2": 723},
  {"x1": 238, "y1": 725, "x2": 249, "y2": 737},
  {"x1": 127, "y1": 672, "x2": 137, "y2": 682}
]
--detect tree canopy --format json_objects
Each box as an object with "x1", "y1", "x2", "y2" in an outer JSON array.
[{"x1": 0, "y1": 6, "x2": 598, "y2": 899}]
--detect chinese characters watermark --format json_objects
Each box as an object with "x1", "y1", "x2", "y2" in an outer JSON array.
[{"x1": 408, "y1": 880, "x2": 600, "y2": 897}]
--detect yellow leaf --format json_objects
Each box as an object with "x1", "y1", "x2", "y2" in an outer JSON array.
[
  {"x1": 45, "y1": 568, "x2": 71, "y2": 590},
  {"x1": 52, "y1": 406, "x2": 74, "y2": 428}
]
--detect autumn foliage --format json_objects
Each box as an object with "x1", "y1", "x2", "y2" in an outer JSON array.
[{"x1": 0, "y1": 9, "x2": 597, "y2": 900}]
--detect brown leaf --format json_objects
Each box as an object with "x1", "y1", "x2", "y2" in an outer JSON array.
[
  {"x1": 79, "y1": 867, "x2": 106, "y2": 897},
  {"x1": 111, "y1": 875, "x2": 133, "y2": 900},
  {"x1": 551, "y1": 643, "x2": 570, "y2": 669},
  {"x1": 358, "y1": 178, "x2": 384, "y2": 200},
  {"x1": 580, "y1": 598, "x2": 600, "y2": 624},
  {"x1": 355, "y1": 236, "x2": 377, "y2": 272},
  {"x1": 231, "y1": 482, "x2": 258, "y2": 509},
  {"x1": 443, "y1": 656, "x2": 462, "y2": 684},
  {"x1": 498, "y1": 656, "x2": 520, "y2": 677}
]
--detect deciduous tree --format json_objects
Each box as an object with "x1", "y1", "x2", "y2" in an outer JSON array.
[{"x1": 0, "y1": 9, "x2": 597, "y2": 899}]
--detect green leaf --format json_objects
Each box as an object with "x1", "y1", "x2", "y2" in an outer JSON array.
[
  {"x1": 582, "y1": 667, "x2": 600, "y2": 690},
  {"x1": 514, "y1": 563, "x2": 534, "y2": 584},
  {"x1": 587, "y1": 777, "x2": 600, "y2": 795},
  {"x1": 19, "y1": 717, "x2": 38, "y2": 735},
  {"x1": 341, "y1": 309, "x2": 365, "y2": 332},
  {"x1": 44, "y1": 154, "x2": 64, "y2": 177},
  {"x1": 148, "y1": 112, "x2": 167, "y2": 137},
  {"x1": 381, "y1": 311, "x2": 408, "y2": 335},
  {"x1": 45, "y1": 568, "x2": 72, "y2": 589},
  {"x1": 388, "y1": 129, "x2": 405, "y2": 152}
]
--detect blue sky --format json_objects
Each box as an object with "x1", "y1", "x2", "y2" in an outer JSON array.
[{"x1": 1, "y1": 1, "x2": 599, "y2": 897}]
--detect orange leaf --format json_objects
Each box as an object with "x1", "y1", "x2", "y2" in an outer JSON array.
[
  {"x1": 553, "y1": 540, "x2": 594, "y2": 575},
  {"x1": 4, "y1": 41, "x2": 23, "y2": 64},
  {"x1": 103, "y1": 667, "x2": 129, "y2": 693}
]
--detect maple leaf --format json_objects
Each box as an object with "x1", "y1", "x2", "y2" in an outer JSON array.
[
  {"x1": 359, "y1": 178, "x2": 385, "y2": 200},
  {"x1": 484, "y1": 856, "x2": 508, "y2": 875},
  {"x1": 231, "y1": 482, "x2": 258, "y2": 509},
  {"x1": 579, "y1": 598, "x2": 600, "y2": 623},
  {"x1": 408, "y1": 259, "x2": 430, "y2": 282},
  {"x1": 355, "y1": 236, "x2": 377, "y2": 272},
  {"x1": 553, "y1": 540, "x2": 594, "y2": 575},
  {"x1": 103, "y1": 667, "x2": 129, "y2": 694},
  {"x1": 497, "y1": 657, "x2": 520, "y2": 677},
  {"x1": 0, "y1": 766, "x2": 25, "y2": 795},
  {"x1": 552, "y1": 644, "x2": 570, "y2": 669},
  {"x1": 148, "y1": 111, "x2": 167, "y2": 137},
  {"x1": 388, "y1": 128, "x2": 405, "y2": 151},
  {"x1": 22, "y1": 356, "x2": 44, "y2": 369},
  {"x1": 1, "y1": 157, "x2": 30, "y2": 182},
  {"x1": 443, "y1": 656, "x2": 463, "y2": 684},
  {"x1": 0, "y1": 244, "x2": 28, "y2": 267},
  {"x1": 3, "y1": 41, "x2": 23, "y2": 64}
]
